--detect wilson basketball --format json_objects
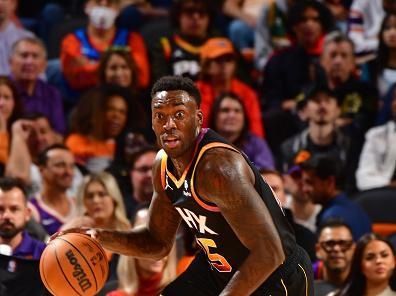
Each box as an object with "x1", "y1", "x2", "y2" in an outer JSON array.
[{"x1": 39, "y1": 233, "x2": 109, "y2": 296}]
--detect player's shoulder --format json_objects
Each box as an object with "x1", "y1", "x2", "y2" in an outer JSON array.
[{"x1": 198, "y1": 146, "x2": 247, "y2": 177}]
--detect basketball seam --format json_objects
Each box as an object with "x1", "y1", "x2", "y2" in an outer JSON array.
[
  {"x1": 58, "y1": 236, "x2": 99, "y2": 292},
  {"x1": 40, "y1": 246, "x2": 56, "y2": 295},
  {"x1": 54, "y1": 246, "x2": 84, "y2": 296},
  {"x1": 74, "y1": 233, "x2": 109, "y2": 281}
]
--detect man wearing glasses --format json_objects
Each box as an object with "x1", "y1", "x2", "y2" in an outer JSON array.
[{"x1": 314, "y1": 219, "x2": 355, "y2": 296}]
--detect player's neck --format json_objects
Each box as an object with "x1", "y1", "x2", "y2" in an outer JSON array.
[
  {"x1": 170, "y1": 135, "x2": 200, "y2": 178},
  {"x1": 0, "y1": 232, "x2": 23, "y2": 252}
]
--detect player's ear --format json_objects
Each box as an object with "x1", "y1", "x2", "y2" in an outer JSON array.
[{"x1": 197, "y1": 110, "x2": 203, "y2": 125}]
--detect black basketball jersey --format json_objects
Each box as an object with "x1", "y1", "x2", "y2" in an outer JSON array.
[
  {"x1": 160, "y1": 129, "x2": 296, "y2": 287},
  {"x1": 160, "y1": 34, "x2": 202, "y2": 81}
]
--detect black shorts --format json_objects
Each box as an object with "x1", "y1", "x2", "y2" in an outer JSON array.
[{"x1": 162, "y1": 246, "x2": 313, "y2": 296}]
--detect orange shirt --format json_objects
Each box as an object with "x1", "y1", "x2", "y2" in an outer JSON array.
[
  {"x1": 197, "y1": 79, "x2": 265, "y2": 138},
  {"x1": 65, "y1": 133, "x2": 115, "y2": 166},
  {"x1": 61, "y1": 30, "x2": 150, "y2": 91}
]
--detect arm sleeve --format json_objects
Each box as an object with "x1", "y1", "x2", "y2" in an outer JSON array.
[
  {"x1": 355, "y1": 128, "x2": 392, "y2": 190},
  {"x1": 128, "y1": 32, "x2": 150, "y2": 89},
  {"x1": 60, "y1": 34, "x2": 98, "y2": 90}
]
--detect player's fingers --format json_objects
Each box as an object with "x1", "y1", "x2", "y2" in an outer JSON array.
[{"x1": 47, "y1": 231, "x2": 62, "y2": 243}]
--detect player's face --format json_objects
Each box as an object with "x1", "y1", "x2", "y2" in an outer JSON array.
[
  {"x1": 0, "y1": 188, "x2": 30, "y2": 239},
  {"x1": 317, "y1": 226, "x2": 355, "y2": 274},
  {"x1": 84, "y1": 181, "x2": 115, "y2": 225},
  {"x1": 130, "y1": 151, "x2": 156, "y2": 201},
  {"x1": 361, "y1": 240, "x2": 395, "y2": 285},
  {"x1": 152, "y1": 90, "x2": 203, "y2": 159},
  {"x1": 104, "y1": 95, "x2": 128, "y2": 138},
  {"x1": 10, "y1": 41, "x2": 46, "y2": 82},
  {"x1": 0, "y1": 84, "x2": 15, "y2": 122},
  {"x1": 41, "y1": 149, "x2": 75, "y2": 190},
  {"x1": 105, "y1": 54, "x2": 132, "y2": 88},
  {"x1": 215, "y1": 97, "x2": 244, "y2": 137}
]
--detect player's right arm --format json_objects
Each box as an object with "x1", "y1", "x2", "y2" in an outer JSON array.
[{"x1": 61, "y1": 156, "x2": 182, "y2": 260}]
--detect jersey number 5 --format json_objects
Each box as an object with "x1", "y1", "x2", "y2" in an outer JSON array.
[{"x1": 197, "y1": 238, "x2": 232, "y2": 273}]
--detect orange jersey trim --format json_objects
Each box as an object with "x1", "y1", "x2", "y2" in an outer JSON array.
[{"x1": 190, "y1": 142, "x2": 240, "y2": 212}]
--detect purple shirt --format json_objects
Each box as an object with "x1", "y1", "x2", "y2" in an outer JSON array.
[
  {"x1": 12, "y1": 231, "x2": 45, "y2": 260},
  {"x1": 241, "y1": 133, "x2": 275, "y2": 170},
  {"x1": 15, "y1": 79, "x2": 66, "y2": 134}
]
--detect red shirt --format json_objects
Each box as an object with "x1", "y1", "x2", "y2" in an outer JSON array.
[{"x1": 61, "y1": 30, "x2": 149, "y2": 91}]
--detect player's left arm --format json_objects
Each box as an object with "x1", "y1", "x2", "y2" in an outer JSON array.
[{"x1": 196, "y1": 149, "x2": 285, "y2": 296}]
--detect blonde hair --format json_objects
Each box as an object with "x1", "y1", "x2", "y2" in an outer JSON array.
[
  {"x1": 116, "y1": 206, "x2": 177, "y2": 294},
  {"x1": 76, "y1": 172, "x2": 130, "y2": 231}
]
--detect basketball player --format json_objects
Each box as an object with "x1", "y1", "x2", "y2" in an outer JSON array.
[{"x1": 61, "y1": 76, "x2": 314, "y2": 295}]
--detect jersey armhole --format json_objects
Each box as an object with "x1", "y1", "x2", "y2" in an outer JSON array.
[{"x1": 190, "y1": 143, "x2": 240, "y2": 212}]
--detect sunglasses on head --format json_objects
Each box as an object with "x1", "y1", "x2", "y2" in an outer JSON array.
[{"x1": 320, "y1": 239, "x2": 354, "y2": 252}]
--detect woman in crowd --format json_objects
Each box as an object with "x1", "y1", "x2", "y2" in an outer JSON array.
[
  {"x1": 63, "y1": 172, "x2": 131, "y2": 283},
  {"x1": 98, "y1": 47, "x2": 153, "y2": 145},
  {"x1": 66, "y1": 85, "x2": 146, "y2": 173},
  {"x1": 0, "y1": 76, "x2": 23, "y2": 165},
  {"x1": 336, "y1": 233, "x2": 396, "y2": 296},
  {"x1": 208, "y1": 92, "x2": 274, "y2": 170},
  {"x1": 106, "y1": 203, "x2": 177, "y2": 296},
  {"x1": 98, "y1": 48, "x2": 139, "y2": 96},
  {"x1": 196, "y1": 37, "x2": 265, "y2": 138},
  {"x1": 367, "y1": 12, "x2": 396, "y2": 123}
]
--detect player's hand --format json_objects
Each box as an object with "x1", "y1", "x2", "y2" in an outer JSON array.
[{"x1": 47, "y1": 227, "x2": 98, "y2": 243}]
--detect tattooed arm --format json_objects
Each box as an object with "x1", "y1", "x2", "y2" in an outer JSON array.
[
  {"x1": 195, "y1": 148, "x2": 285, "y2": 296},
  {"x1": 73, "y1": 156, "x2": 181, "y2": 260}
]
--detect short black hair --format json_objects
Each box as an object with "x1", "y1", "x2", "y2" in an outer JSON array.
[
  {"x1": 151, "y1": 76, "x2": 202, "y2": 106},
  {"x1": 170, "y1": 0, "x2": 216, "y2": 31},
  {"x1": 287, "y1": 0, "x2": 334, "y2": 36},
  {"x1": 129, "y1": 145, "x2": 158, "y2": 170},
  {"x1": 304, "y1": 82, "x2": 339, "y2": 104},
  {"x1": 37, "y1": 144, "x2": 70, "y2": 167},
  {"x1": 316, "y1": 218, "x2": 353, "y2": 239},
  {"x1": 0, "y1": 177, "x2": 28, "y2": 201},
  {"x1": 300, "y1": 154, "x2": 345, "y2": 189}
]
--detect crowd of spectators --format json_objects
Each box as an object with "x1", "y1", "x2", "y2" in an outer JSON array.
[{"x1": 1, "y1": 0, "x2": 396, "y2": 295}]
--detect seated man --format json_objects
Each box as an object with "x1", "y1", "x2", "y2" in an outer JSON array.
[
  {"x1": 0, "y1": 177, "x2": 45, "y2": 259},
  {"x1": 28, "y1": 144, "x2": 77, "y2": 235},
  {"x1": 61, "y1": 0, "x2": 150, "y2": 92},
  {"x1": 10, "y1": 37, "x2": 66, "y2": 134},
  {"x1": 314, "y1": 219, "x2": 355, "y2": 296},
  {"x1": 300, "y1": 154, "x2": 372, "y2": 240},
  {"x1": 5, "y1": 114, "x2": 83, "y2": 197},
  {"x1": 0, "y1": 0, "x2": 33, "y2": 75},
  {"x1": 150, "y1": 0, "x2": 214, "y2": 81}
]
